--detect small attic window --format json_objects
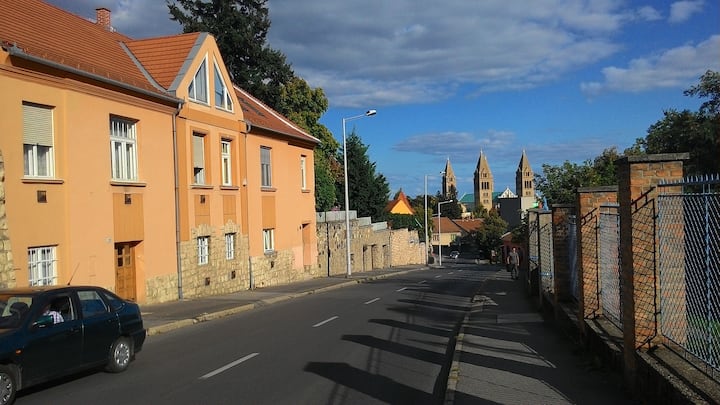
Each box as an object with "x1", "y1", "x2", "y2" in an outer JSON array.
[
  {"x1": 214, "y1": 62, "x2": 233, "y2": 112},
  {"x1": 188, "y1": 57, "x2": 209, "y2": 104}
]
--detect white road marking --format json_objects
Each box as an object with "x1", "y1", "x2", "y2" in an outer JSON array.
[
  {"x1": 418, "y1": 280, "x2": 427, "y2": 284},
  {"x1": 448, "y1": 272, "x2": 454, "y2": 274},
  {"x1": 313, "y1": 316, "x2": 339, "y2": 328},
  {"x1": 434, "y1": 275, "x2": 441, "y2": 278},
  {"x1": 364, "y1": 298, "x2": 380, "y2": 305},
  {"x1": 396, "y1": 287, "x2": 407, "y2": 292},
  {"x1": 199, "y1": 353, "x2": 259, "y2": 380}
]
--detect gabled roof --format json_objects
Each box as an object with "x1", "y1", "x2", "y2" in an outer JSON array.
[
  {"x1": 432, "y1": 217, "x2": 483, "y2": 235},
  {"x1": 385, "y1": 189, "x2": 415, "y2": 215},
  {"x1": 234, "y1": 86, "x2": 319, "y2": 145},
  {"x1": 126, "y1": 32, "x2": 204, "y2": 92},
  {"x1": 0, "y1": 0, "x2": 176, "y2": 101}
]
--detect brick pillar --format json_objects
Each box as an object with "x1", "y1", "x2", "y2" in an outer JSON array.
[
  {"x1": 576, "y1": 186, "x2": 617, "y2": 336},
  {"x1": 616, "y1": 153, "x2": 688, "y2": 388}
]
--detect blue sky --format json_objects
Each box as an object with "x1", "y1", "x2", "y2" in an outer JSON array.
[{"x1": 47, "y1": 0, "x2": 720, "y2": 199}]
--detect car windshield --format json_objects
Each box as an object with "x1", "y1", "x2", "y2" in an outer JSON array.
[{"x1": 0, "y1": 294, "x2": 35, "y2": 329}]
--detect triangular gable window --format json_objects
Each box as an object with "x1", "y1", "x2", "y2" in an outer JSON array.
[
  {"x1": 188, "y1": 57, "x2": 209, "y2": 104},
  {"x1": 214, "y1": 62, "x2": 233, "y2": 112}
]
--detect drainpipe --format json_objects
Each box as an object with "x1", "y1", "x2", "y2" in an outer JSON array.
[
  {"x1": 173, "y1": 103, "x2": 184, "y2": 300},
  {"x1": 241, "y1": 119, "x2": 254, "y2": 289}
]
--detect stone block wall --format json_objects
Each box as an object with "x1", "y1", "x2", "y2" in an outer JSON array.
[
  {"x1": 0, "y1": 152, "x2": 15, "y2": 288},
  {"x1": 389, "y1": 228, "x2": 425, "y2": 267}
]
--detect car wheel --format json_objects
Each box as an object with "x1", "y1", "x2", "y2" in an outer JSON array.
[
  {"x1": 106, "y1": 337, "x2": 132, "y2": 373},
  {"x1": 0, "y1": 365, "x2": 17, "y2": 405}
]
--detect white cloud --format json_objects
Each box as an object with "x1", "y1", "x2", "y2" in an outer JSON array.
[
  {"x1": 580, "y1": 35, "x2": 720, "y2": 96},
  {"x1": 669, "y1": 0, "x2": 705, "y2": 24},
  {"x1": 636, "y1": 6, "x2": 662, "y2": 21},
  {"x1": 267, "y1": 0, "x2": 630, "y2": 107}
]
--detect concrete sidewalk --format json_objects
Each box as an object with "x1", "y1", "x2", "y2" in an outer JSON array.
[
  {"x1": 140, "y1": 266, "x2": 424, "y2": 336},
  {"x1": 446, "y1": 267, "x2": 638, "y2": 405}
]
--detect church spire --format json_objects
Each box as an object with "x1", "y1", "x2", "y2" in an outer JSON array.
[
  {"x1": 473, "y1": 150, "x2": 494, "y2": 210},
  {"x1": 442, "y1": 158, "x2": 457, "y2": 198},
  {"x1": 516, "y1": 149, "x2": 535, "y2": 197}
]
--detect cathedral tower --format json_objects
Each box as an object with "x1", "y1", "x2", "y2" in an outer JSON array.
[
  {"x1": 442, "y1": 158, "x2": 457, "y2": 198},
  {"x1": 473, "y1": 150, "x2": 494, "y2": 210},
  {"x1": 516, "y1": 150, "x2": 535, "y2": 197}
]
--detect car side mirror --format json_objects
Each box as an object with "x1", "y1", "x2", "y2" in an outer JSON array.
[{"x1": 33, "y1": 315, "x2": 54, "y2": 328}]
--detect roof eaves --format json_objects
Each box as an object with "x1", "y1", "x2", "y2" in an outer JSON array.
[
  {"x1": 235, "y1": 85, "x2": 320, "y2": 144},
  {"x1": 5, "y1": 44, "x2": 182, "y2": 105}
]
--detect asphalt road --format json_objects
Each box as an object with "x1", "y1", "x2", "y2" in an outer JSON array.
[{"x1": 16, "y1": 265, "x2": 493, "y2": 405}]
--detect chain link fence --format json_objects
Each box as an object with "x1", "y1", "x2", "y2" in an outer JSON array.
[
  {"x1": 599, "y1": 204, "x2": 622, "y2": 329},
  {"x1": 658, "y1": 176, "x2": 720, "y2": 373}
]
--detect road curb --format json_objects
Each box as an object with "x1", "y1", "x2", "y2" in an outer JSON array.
[{"x1": 145, "y1": 268, "x2": 424, "y2": 337}]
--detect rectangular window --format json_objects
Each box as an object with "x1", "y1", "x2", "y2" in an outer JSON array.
[
  {"x1": 188, "y1": 58, "x2": 208, "y2": 103},
  {"x1": 261, "y1": 147, "x2": 272, "y2": 188},
  {"x1": 300, "y1": 155, "x2": 307, "y2": 190},
  {"x1": 197, "y1": 236, "x2": 209, "y2": 265},
  {"x1": 263, "y1": 229, "x2": 274, "y2": 252},
  {"x1": 225, "y1": 233, "x2": 235, "y2": 260},
  {"x1": 193, "y1": 133, "x2": 206, "y2": 184},
  {"x1": 23, "y1": 102, "x2": 55, "y2": 178},
  {"x1": 110, "y1": 116, "x2": 138, "y2": 181},
  {"x1": 28, "y1": 246, "x2": 57, "y2": 286},
  {"x1": 214, "y1": 62, "x2": 234, "y2": 111},
  {"x1": 221, "y1": 140, "x2": 232, "y2": 186}
]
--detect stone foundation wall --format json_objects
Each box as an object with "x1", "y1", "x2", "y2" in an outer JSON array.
[{"x1": 0, "y1": 152, "x2": 15, "y2": 288}]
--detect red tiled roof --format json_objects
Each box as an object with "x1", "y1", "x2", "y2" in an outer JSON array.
[
  {"x1": 0, "y1": 0, "x2": 172, "y2": 98},
  {"x1": 432, "y1": 217, "x2": 483, "y2": 234},
  {"x1": 234, "y1": 86, "x2": 319, "y2": 145},
  {"x1": 126, "y1": 33, "x2": 202, "y2": 91}
]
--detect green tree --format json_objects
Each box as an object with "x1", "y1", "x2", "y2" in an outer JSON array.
[
  {"x1": 168, "y1": 0, "x2": 294, "y2": 111},
  {"x1": 627, "y1": 70, "x2": 720, "y2": 176},
  {"x1": 339, "y1": 131, "x2": 390, "y2": 220},
  {"x1": 475, "y1": 210, "x2": 508, "y2": 255}
]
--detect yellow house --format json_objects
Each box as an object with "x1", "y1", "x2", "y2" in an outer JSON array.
[
  {"x1": 0, "y1": 0, "x2": 319, "y2": 303},
  {"x1": 385, "y1": 189, "x2": 416, "y2": 215}
]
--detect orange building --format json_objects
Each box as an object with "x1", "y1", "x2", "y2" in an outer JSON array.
[{"x1": 0, "y1": 1, "x2": 319, "y2": 303}]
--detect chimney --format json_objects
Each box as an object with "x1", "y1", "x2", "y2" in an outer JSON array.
[{"x1": 96, "y1": 8, "x2": 111, "y2": 30}]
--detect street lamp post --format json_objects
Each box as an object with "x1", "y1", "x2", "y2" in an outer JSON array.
[
  {"x1": 437, "y1": 199, "x2": 454, "y2": 266},
  {"x1": 342, "y1": 109, "x2": 376, "y2": 277},
  {"x1": 424, "y1": 175, "x2": 429, "y2": 265}
]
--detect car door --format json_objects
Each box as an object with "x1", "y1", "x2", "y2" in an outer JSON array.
[
  {"x1": 21, "y1": 293, "x2": 83, "y2": 385},
  {"x1": 78, "y1": 289, "x2": 118, "y2": 365}
]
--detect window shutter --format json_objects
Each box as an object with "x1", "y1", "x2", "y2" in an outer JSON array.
[
  {"x1": 23, "y1": 103, "x2": 53, "y2": 146},
  {"x1": 193, "y1": 135, "x2": 205, "y2": 168}
]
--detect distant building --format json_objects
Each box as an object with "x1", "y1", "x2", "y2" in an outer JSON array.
[
  {"x1": 442, "y1": 158, "x2": 457, "y2": 198},
  {"x1": 385, "y1": 189, "x2": 415, "y2": 215},
  {"x1": 473, "y1": 150, "x2": 494, "y2": 211}
]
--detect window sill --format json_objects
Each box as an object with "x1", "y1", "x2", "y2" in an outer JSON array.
[
  {"x1": 191, "y1": 184, "x2": 214, "y2": 190},
  {"x1": 22, "y1": 177, "x2": 64, "y2": 184},
  {"x1": 220, "y1": 185, "x2": 240, "y2": 191},
  {"x1": 261, "y1": 187, "x2": 277, "y2": 193},
  {"x1": 110, "y1": 181, "x2": 147, "y2": 187},
  {"x1": 302, "y1": 189, "x2": 312, "y2": 194}
]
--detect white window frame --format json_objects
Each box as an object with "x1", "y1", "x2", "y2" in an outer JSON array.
[
  {"x1": 188, "y1": 57, "x2": 209, "y2": 104},
  {"x1": 261, "y1": 147, "x2": 272, "y2": 188},
  {"x1": 22, "y1": 102, "x2": 55, "y2": 178},
  {"x1": 300, "y1": 155, "x2": 307, "y2": 190},
  {"x1": 221, "y1": 140, "x2": 232, "y2": 186},
  {"x1": 28, "y1": 246, "x2": 57, "y2": 286},
  {"x1": 225, "y1": 233, "x2": 235, "y2": 260},
  {"x1": 193, "y1": 133, "x2": 206, "y2": 184},
  {"x1": 110, "y1": 116, "x2": 138, "y2": 181},
  {"x1": 197, "y1": 236, "x2": 209, "y2": 265},
  {"x1": 214, "y1": 62, "x2": 234, "y2": 112},
  {"x1": 263, "y1": 229, "x2": 275, "y2": 252}
]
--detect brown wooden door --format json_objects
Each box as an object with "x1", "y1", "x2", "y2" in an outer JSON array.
[{"x1": 115, "y1": 243, "x2": 136, "y2": 301}]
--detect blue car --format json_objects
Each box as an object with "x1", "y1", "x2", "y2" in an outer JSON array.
[{"x1": 0, "y1": 286, "x2": 146, "y2": 404}]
